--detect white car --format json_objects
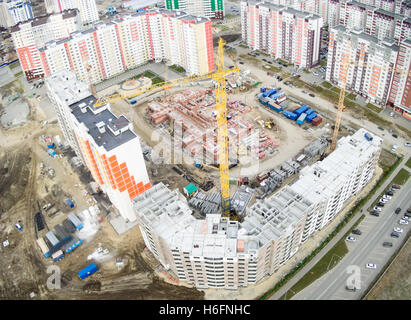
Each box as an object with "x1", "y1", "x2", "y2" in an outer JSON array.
[
  {"x1": 405, "y1": 142, "x2": 411, "y2": 147},
  {"x1": 346, "y1": 236, "x2": 356, "y2": 242},
  {"x1": 373, "y1": 206, "x2": 382, "y2": 212},
  {"x1": 393, "y1": 227, "x2": 403, "y2": 233},
  {"x1": 380, "y1": 198, "x2": 388, "y2": 203},
  {"x1": 383, "y1": 195, "x2": 392, "y2": 200},
  {"x1": 366, "y1": 263, "x2": 377, "y2": 269},
  {"x1": 399, "y1": 219, "x2": 409, "y2": 225},
  {"x1": 313, "y1": 72, "x2": 319, "y2": 76}
]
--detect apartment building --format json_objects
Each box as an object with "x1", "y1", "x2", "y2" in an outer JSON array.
[
  {"x1": 241, "y1": 1, "x2": 323, "y2": 68},
  {"x1": 45, "y1": 70, "x2": 150, "y2": 222},
  {"x1": 326, "y1": 25, "x2": 398, "y2": 106},
  {"x1": 0, "y1": 0, "x2": 33, "y2": 28},
  {"x1": 11, "y1": 9, "x2": 80, "y2": 81},
  {"x1": 36, "y1": 9, "x2": 214, "y2": 83},
  {"x1": 134, "y1": 128, "x2": 381, "y2": 289},
  {"x1": 165, "y1": 0, "x2": 225, "y2": 20},
  {"x1": 45, "y1": 0, "x2": 99, "y2": 25},
  {"x1": 388, "y1": 39, "x2": 411, "y2": 119}
]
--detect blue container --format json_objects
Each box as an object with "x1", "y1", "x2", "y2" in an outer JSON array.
[
  {"x1": 306, "y1": 112, "x2": 317, "y2": 122},
  {"x1": 68, "y1": 213, "x2": 83, "y2": 230},
  {"x1": 48, "y1": 149, "x2": 56, "y2": 157},
  {"x1": 267, "y1": 89, "x2": 277, "y2": 97},
  {"x1": 364, "y1": 132, "x2": 373, "y2": 141},
  {"x1": 66, "y1": 199, "x2": 75, "y2": 208},
  {"x1": 259, "y1": 97, "x2": 269, "y2": 106},
  {"x1": 271, "y1": 92, "x2": 284, "y2": 100},
  {"x1": 284, "y1": 111, "x2": 298, "y2": 121},
  {"x1": 130, "y1": 99, "x2": 137, "y2": 105},
  {"x1": 297, "y1": 113, "x2": 307, "y2": 125},
  {"x1": 295, "y1": 105, "x2": 309, "y2": 117},
  {"x1": 306, "y1": 108, "x2": 314, "y2": 116},
  {"x1": 260, "y1": 87, "x2": 266, "y2": 93},
  {"x1": 78, "y1": 263, "x2": 99, "y2": 280},
  {"x1": 47, "y1": 143, "x2": 55, "y2": 149}
]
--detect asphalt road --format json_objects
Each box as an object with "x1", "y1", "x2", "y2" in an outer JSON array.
[
  {"x1": 268, "y1": 158, "x2": 410, "y2": 300},
  {"x1": 292, "y1": 176, "x2": 411, "y2": 300}
]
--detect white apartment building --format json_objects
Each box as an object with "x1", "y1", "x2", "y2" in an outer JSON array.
[
  {"x1": 11, "y1": 9, "x2": 80, "y2": 81},
  {"x1": 45, "y1": 0, "x2": 99, "y2": 25},
  {"x1": 0, "y1": 0, "x2": 33, "y2": 28},
  {"x1": 241, "y1": 1, "x2": 323, "y2": 68},
  {"x1": 134, "y1": 128, "x2": 382, "y2": 289},
  {"x1": 36, "y1": 9, "x2": 214, "y2": 83},
  {"x1": 165, "y1": 0, "x2": 225, "y2": 20},
  {"x1": 46, "y1": 70, "x2": 151, "y2": 222},
  {"x1": 326, "y1": 25, "x2": 398, "y2": 105}
]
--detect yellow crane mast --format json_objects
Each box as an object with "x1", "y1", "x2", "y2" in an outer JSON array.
[{"x1": 93, "y1": 38, "x2": 239, "y2": 215}]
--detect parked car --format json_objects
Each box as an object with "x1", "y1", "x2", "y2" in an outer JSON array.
[
  {"x1": 346, "y1": 236, "x2": 356, "y2": 242},
  {"x1": 370, "y1": 211, "x2": 380, "y2": 217},
  {"x1": 395, "y1": 208, "x2": 401, "y2": 214},
  {"x1": 393, "y1": 227, "x2": 403, "y2": 233},
  {"x1": 386, "y1": 191, "x2": 394, "y2": 196},
  {"x1": 391, "y1": 232, "x2": 400, "y2": 238},
  {"x1": 391, "y1": 184, "x2": 400, "y2": 190},
  {"x1": 392, "y1": 134, "x2": 398, "y2": 138},
  {"x1": 352, "y1": 229, "x2": 362, "y2": 235},
  {"x1": 377, "y1": 126, "x2": 384, "y2": 131},
  {"x1": 373, "y1": 206, "x2": 382, "y2": 212},
  {"x1": 399, "y1": 219, "x2": 408, "y2": 225},
  {"x1": 382, "y1": 242, "x2": 393, "y2": 247},
  {"x1": 377, "y1": 202, "x2": 385, "y2": 207},
  {"x1": 405, "y1": 142, "x2": 411, "y2": 147},
  {"x1": 366, "y1": 263, "x2": 377, "y2": 269},
  {"x1": 309, "y1": 93, "x2": 315, "y2": 97},
  {"x1": 239, "y1": 61, "x2": 244, "y2": 64}
]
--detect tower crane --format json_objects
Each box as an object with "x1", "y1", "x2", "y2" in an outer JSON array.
[{"x1": 93, "y1": 38, "x2": 239, "y2": 216}]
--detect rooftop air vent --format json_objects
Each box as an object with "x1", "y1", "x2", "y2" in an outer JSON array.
[{"x1": 96, "y1": 121, "x2": 105, "y2": 134}]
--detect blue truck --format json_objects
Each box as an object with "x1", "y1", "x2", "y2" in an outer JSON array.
[
  {"x1": 68, "y1": 213, "x2": 83, "y2": 230},
  {"x1": 283, "y1": 111, "x2": 298, "y2": 121},
  {"x1": 297, "y1": 113, "x2": 307, "y2": 125},
  {"x1": 78, "y1": 263, "x2": 99, "y2": 280}
]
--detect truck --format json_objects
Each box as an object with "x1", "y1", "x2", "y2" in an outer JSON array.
[
  {"x1": 78, "y1": 263, "x2": 99, "y2": 280},
  {"x1": 297, "y1": 113, "x2": 307, "y2": 125},
  {"x1": 15, "y1": 223, "x2": 23, "y2": 231},
  {"x1": 267, "y1": 101, "x2": 283, "y2": 112},
  {"x1": 283, "y1": 111, "x2": 298, "y2": 121},
  {"x1": 66, "y1": 199, "x2": 75, "y2": 209},
  {"x1": 68, "y1": 213, "x2": 83, "y2": 230}
]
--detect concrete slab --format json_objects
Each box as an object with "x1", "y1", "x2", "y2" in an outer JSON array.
[
  {"x1": 109, "y1": 214, "x2": 139, "y2": 235},
  {"x1": 0, "y1": 98, "x2": 29, "y2": 129}
]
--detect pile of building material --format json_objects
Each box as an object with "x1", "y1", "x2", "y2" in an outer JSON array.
[
  {"x1": 231, "y1": 186, "x2": 254, "y2": 216},
  {"x1": 189, "y1": 191, "x2": 221, "y2": 215},
  {"x1": 304, "y1": 136, "x2": 328, "y2": 157}
]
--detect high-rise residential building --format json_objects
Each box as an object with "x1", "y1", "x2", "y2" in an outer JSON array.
[
  {"x1": 241, "y1": 1, "x2": 323, "y2": 69},
  {"x1": 45, "y1": 70, "x2": 151, "y2": 222},
  {"x1": 44, "y1": 0, "x2": 99, "y2": 25},
  {"x1": 165, "y1": 0, "x2": 225, "y2": 19},
  {"x1": 0, "y1": 0, "x2": 33, "y2": 27},
  {"x1": 35, "y1": 9, "x2": 214, "y2": 83},
  {"x1": 326, "y1": 25, "x2": 398, "y2": 106},
  {"x1": 388, "y1": 39, "x2": 411, "y2": 119},
  {"x1": 10, "y1": 9, "x2": 80, "y2": 81},
  {"x1": 326, "y1": 26, "x2": 398, "y2": 105},
  {"x1": 134, "y1": 128, "x2": 382, "y2": 289},
  {"x1": 339, "y1": 0, "x2": 370, "y2": 30}
]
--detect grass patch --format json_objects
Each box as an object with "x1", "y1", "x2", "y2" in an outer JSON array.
[
  {"x1": 321, "y1": 81, "x2": 332, "y2": 89},
  {"x1": 9, "y1": 61, "x2": 20, "y2": 69},
  {"x1": 406, "y1": 157, "x2": 411, "y2": 169},
  {"x1": 239, "y1": 53, "x2": 259, "y2": 64},
  {"x1": 392, "y1": 168, "x2": 410, "y2": 185},
  {"x1": 239, "y1": 44, "x2": 248, "y2": 49},
  {"x1": 365, "y1": 103, "x2": 382, "y2": 113},
  {"x1": 396, "y1": 124, "x2": 411, "y2": 140},
  {"x1": 256, "y1": 50, "x2": 270, "y2": 57},
  {"x1": 346, "y1": 93, "x2": 357, "y2": 100},
  {"x1": 320, "y1": 59, "x2": 327, "y2": 67},
  {"x1": 303, "y1": 68, "x2": 310, "y2": 74},
  {"x1": 280, "y1": 239, "x2": 349, "y2": 299},
  {"x1": 225, "y1": 13, "x2": 236, "y2": 19},
  {"x1": 168, "y1": 64, "x2": 186, "y2": 74},
  {"x1": 15, "y1": 71, "x2": 23, "y2": 77},
  {"x1": 151, "y1": 77, "x2": 164, "y2": 85},
  {"x1": 362, "y1": 109, "x2": 391, "y2": 127},
  {"x1": 276, "y1": 58, "x2": 289, "y2": 66},
  {"x1": 134, "y1": 70, "x2": 156, "y2": 79},
  {"x1": 331, "y1": 86, "x2": 341, "y2": 94}
]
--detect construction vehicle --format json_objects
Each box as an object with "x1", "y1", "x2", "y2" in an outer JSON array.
[{"x1": 265, "y1": 119, "x2": 274, "y2": 129}]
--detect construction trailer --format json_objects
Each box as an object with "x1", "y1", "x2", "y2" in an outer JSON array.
[{"x1": 68, "y1": 213, "x2": 83, "y2": 230}]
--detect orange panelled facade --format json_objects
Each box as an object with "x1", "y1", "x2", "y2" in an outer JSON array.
[
  {"x1": 76, "y1": 134, "x2": 104, "y2": 185},
  {"x1": 101, "y1": 154, "x2": 151, "y2": 200}
]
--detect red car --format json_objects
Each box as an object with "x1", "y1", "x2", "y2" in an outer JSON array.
[{"x1": 392, "y1": 184, "x2": 401, "y2": 189}]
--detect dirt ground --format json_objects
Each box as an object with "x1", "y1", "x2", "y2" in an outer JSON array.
[{"x1": 366, "y1": 238, "x2": 411, "y2": 300}]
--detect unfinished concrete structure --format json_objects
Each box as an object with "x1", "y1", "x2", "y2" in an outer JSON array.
[
  {"x1": 146, "y1": 89, "x2": 277, "y2": 164},
  {"x1": 134, "y1": 128, "x2": 382, "y2": 289}
]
